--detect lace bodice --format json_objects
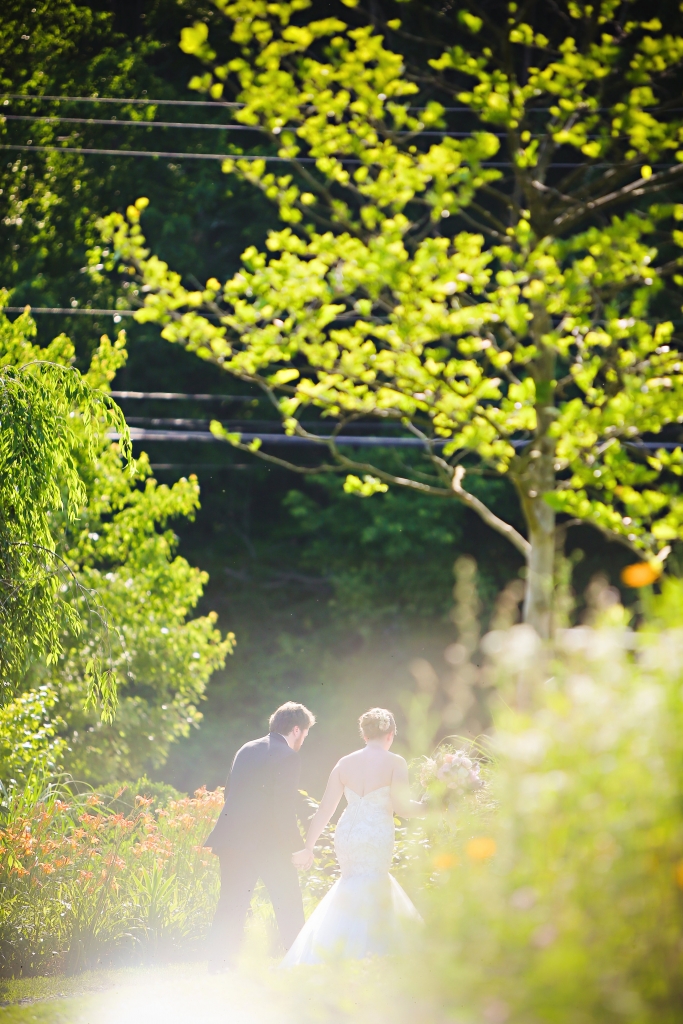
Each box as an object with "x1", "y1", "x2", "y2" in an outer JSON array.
[{"x1": 334, "y1": 786, "x2": 395, "y2": 878}]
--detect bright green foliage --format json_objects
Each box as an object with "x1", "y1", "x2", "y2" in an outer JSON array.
[
  {"x1": 0, "y1": 0, "x2": 276, "y2": 351},
  {"x1": 0, "y1": 308, "x2": 233, "y2": 782},
  {"x1": 411, "y1": 583, "x2": 683, "y2": 1023},
  {"x1": 0, "y1": 301, "x2": 130, "y2": 713},
  {"x1": 0, "y1": 686, "x2": 66, "y2": 784},
  {"x1": 50, "y1": 440, "x2": 234, "y2": 783},
  {"x1": 101, "y1": 0, "x2": 683, "y2": 634},
  {"x1": 0, "y1": 778, "x2": 222, "y2": 974},
  {"x1": 283, "y1": 473, "x2": 464, "y2": 620}
]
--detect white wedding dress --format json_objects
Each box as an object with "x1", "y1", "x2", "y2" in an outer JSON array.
[{"x1": 282, "y1": 786, "x2": 422, "y2": 966}]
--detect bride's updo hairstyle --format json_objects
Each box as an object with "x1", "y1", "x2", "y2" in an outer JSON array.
[{"x1": 359, "y1": 707, "x2": 396, "y2": 741}]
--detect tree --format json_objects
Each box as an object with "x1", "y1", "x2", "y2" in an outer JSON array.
[
  {"x1": 50, "y1": 439, "x2": 234, "y2": 784},
  {"x1": 1, "y1": 0, "x2": 276, "y2": 355},
  {"x1": 0, "y1": 307, "x2": 233, "y2": 783},
  {"x1": 100, "y1": 0, "x2": 683, "y2": 636},
  {"x1": 0, "y1": 301, "x2": 129, "y2": 712}
]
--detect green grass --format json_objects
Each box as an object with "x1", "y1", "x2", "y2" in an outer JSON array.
[
  {"x1": 0, "y1": 997, "x2": 90, "y2": 1023},
  {"x1": 0, "y1": 970, "x2": 141, "y2": 1024},
  {"x1": 0, "y1": 964, "x2": 295, "y2": 1024},
  {"x1": 0, "y1": 971, "x2": 120, "y2": 1006},
  {"x1": 0, "y1": 959, "x2": 385, "y2": 1024}
]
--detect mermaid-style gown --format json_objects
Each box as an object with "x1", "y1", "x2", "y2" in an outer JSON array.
[{"x1": 282, "y1": 786, "x2": 422, "y2": 965}]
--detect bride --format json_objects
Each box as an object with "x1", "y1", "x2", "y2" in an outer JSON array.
[{"x1": 283, "y1": 707, "x2": 424, "y2": 966}]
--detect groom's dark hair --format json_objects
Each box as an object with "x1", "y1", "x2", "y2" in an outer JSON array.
[{"x1": 269, "y1": 702, "x2": 316, "y2": 735}]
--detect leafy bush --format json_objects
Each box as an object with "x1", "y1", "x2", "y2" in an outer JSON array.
[
  {"x1": 408, "y1": 582, "x2": 683, "y2": 1024},
  {"x1": 0, "y1": 688, "x2": 66, "y2": 784},
  {"x1": 0, "y1": 308, "x2": 233, "y2": 786},
  {"x1": 0, "y1": 775, "x2": 221, "y2": 977}
]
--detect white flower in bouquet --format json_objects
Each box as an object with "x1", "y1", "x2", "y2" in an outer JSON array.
[{"x1": 421, "y1": 748, "x2": 484, "y2": 799}]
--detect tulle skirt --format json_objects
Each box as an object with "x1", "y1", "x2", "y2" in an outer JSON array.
[{"x1": 281, "y1": 871, "x2": 422, "y2": 966}]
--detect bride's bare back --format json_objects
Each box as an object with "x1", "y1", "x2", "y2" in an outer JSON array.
[
  {"x1": 298, "y1": 741, "x2": 424, "y2": 864},
  {"x1": 337, "y1": 745, "x2": 403, "y2": 797}
]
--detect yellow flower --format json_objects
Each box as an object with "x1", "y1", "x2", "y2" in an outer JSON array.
[
  {"x1": 466, "y1": 837, "x2": 497, "y2": 861},
  {"x1": 433, "y1": 852, "x2": 458, "y2": 871}
]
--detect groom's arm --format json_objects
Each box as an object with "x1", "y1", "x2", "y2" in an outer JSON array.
[{"x1": 273, "y1": 751, "x2": 303, "y2": 851}]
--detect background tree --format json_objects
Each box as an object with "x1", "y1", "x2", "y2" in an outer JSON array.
[
  {"x1": 0, "y1": 308, "x2": 232, "y2": 785},
  {"x1": 49, "y1": 438, "x2": 234, "y2": 784},
  {"x1": 0, "y1": 0, "x2": 274, "y2": 355},
  {"x1": 0, "y1": 301, "x2": 129, "y2": 713},
  {"x1": 103, "y1": 0, "x2": 683, "y2": 636}
]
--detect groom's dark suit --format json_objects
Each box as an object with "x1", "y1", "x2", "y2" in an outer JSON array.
[{"x1": 206, "y1": 731, "x2": 305, "y2": 964}]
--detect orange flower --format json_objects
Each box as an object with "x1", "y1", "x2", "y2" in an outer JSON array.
[
  {"x1": 675, "y1": 860, "x2": 683, "y2": 888},
  {"x1": 621, "y1": 562, "x2": 662, "y2": 587},
  {"x1": 466, "y1": 837, "x2": 497, "y2": 861},
  {"x1": 433, "y1": 852, "x2": 458, "y2": 871}
]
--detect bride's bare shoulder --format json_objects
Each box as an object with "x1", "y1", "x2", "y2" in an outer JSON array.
[
  {"x1": 389, "y1": 751, "x2": 408, "y2": 768},
  {"x1": 336, "y1": 749, "x2": 365, "y2": 767}
]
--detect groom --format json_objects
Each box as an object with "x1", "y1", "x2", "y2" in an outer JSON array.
[{"x1": 205, "y1": 701, "x2": 316, "y2": 970}]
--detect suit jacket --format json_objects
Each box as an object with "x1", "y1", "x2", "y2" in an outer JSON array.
[{"x1": 206, "y1": 732, "x2": 302, "y2": 855}]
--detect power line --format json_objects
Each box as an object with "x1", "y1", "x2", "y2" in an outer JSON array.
[
  {"x1": 151, "y1": 462, "x2": 249, "y2": 470},
  {"x1": 116, "y1": 428, "x2": 448, "y2": 446},
  {"x1": 111, "y1": 428, "x2": 683, "y2": 451},
  {"x1": 3, "y1": 115, "x2": 264, "y2": 132},
  {"x1": 111, "y1": 391, "x2": 252, "y2": 402},
  {"x1": 7, "y1": 306, "x2": 680, "y2": 330},
  {"x1": 5, "y1": 143, "x2": 655, "y2": 169},
  {"x1": 2, "y1": 305, "x2": 134, "y2": 316},
  {"x1": 5, "y1": 96, "x2": 682, "y2": 125},
  {"x1": 1, "y1": 93, "x2": 243, "y2": 108},
  {"x1": 125, "y1": 417, "x2": 405, "y2": 430},
  {"x1": 0, "y1": 95, "x2": 550, "y2": 113},
  {"x1": 0, "y1": 304, "x2": 233, "y2": 322},
  {"x1": 4, "y1": 142, "x2": 679, "y2": 170},
  {"x1": 6, "y1": 95, "x2": 682, "y2": 114},
  {"x1": 0, "y1": 143, "x2": 329, "y2": 163},
  {"x1": 1, "y1": 114, "x2": 500, "y2": 138}
]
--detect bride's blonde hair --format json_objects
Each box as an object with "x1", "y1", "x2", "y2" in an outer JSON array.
[{"x1": 359, "y1": 707, "x2": 396, "y2": 740}]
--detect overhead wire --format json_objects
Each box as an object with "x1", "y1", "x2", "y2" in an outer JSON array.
[
  {"x1": 1, "y1": 305, "x2": 134, "y2": 317},
  {"x1": 3, "y1": 143, "x2": 668, "y2": 169},
  {"x1": 4, "y1": 307, "x2": 681, "y2": 327},
  {"x1": 1, "y1": 93, "x2": 243, "y2": 108},
  {"x1": 3, "y1": 96, "x2": 679, "y2": 165},
  {"x1": 110, "y1": 429, "x2": 683, "y2": 451},
  {"x1": 110, "y1": 391, "x2": 252, "y2": 402},
  {"x1": 5, "y1": 95, "x2": 682, "y2": 113},
  {"x1": 0, "y1": 143, "x2": 349, "y2": 163},
  {"x1": 2, "y1": 114, "x2": 265, "y2": 131},
  {"x1": 1, "y1": 113, "x2": 506, "y2": 138}
]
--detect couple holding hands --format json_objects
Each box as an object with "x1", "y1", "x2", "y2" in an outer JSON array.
[{"x1": 206, "y1": 701, "x2": 424, "y2": 970}]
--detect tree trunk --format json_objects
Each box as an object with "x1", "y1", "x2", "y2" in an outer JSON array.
[
  {"x1": 524, "y1": 503, "x2": 556, "y2": 639},
  {"x1": 519, "y1": 321, "x2": 557, "y2": 639}
]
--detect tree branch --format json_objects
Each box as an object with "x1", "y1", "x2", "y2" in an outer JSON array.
[
  {"x1": 553, "y1": 163, "x2": 683, "y2": 232},
  {"x1": 451, "y1": 466, "x2": 531, "y2": 557}
]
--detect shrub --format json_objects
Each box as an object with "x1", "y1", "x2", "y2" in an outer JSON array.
[
  {"x1": 0, "y1": 775, "x2": 221, "y2": 976},
  {"x1": 410, "y1": 586, "x2": 683, "y2": 1024}
]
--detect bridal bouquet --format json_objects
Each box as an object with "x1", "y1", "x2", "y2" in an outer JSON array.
[{"x1": 420, "y1": 746, "x2": 485, "y2": 802}]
